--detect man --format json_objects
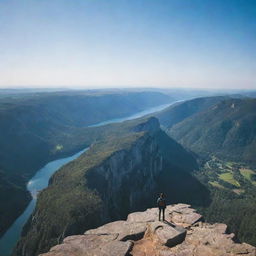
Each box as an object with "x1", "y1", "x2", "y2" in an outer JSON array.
[{"x1": 157, "y1": 193, "x2": 166, "y2": 221}]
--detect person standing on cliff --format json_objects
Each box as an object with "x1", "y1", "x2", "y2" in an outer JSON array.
[{"x1": 157, "y1": 193, "x2": 166, "y2": 221}]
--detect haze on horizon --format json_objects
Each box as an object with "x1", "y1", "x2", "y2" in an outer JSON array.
[{"x1": 0, "y1": 0, "x2": 255, "y2": 90}]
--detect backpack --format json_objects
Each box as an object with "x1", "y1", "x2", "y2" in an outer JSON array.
[{"x1": 158, "y1": 198, "x2": 165, "y2": 207}]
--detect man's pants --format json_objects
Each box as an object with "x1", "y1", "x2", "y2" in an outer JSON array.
[{"x1": 159, "y1": 207, "x2": 165, "y2": 221}]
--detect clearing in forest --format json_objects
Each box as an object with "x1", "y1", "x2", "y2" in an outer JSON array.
[
  {"x1": 240, "y1": 168, "x2": 256, "y2": 185},
  {"x1": 218, "y1": 172, "x2": 240, "y2": 187}
]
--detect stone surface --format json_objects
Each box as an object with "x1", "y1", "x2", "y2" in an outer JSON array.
[
  {"x1": 40, "y1": 234, "x2": 133, "y2": 256},
  {"x1": 127, "y1": 203, "x2": 202, "y2": 228},
  {"x1": 40, "y1": 204, "x2": 256, "y2": 256},
  {"x1": 85, "y1": 220, "x2": 147, "y2": 241},
  {"x1": 127, "y1": 208, "x2": 158, "y2": 223},
  {"x1": 169, "y1": 222, "x2": 256, "y2": 256}
]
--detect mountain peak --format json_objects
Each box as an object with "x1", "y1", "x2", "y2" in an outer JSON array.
[
  {"x1": 39, "y1": 204, "x2": 255, "y2": 256},
  {"x1": 132, "y1": 117, "x2": 160, "y2": 134}
]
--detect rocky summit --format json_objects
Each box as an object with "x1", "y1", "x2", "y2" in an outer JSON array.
[{"x1": 40, "y1": 204, "x2": 256, "y2": 256}]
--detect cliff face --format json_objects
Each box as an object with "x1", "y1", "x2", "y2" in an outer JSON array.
[
  {"x1": 13, "y1": 118, "x2": 209, "y2": 256},
  {"x1": 86, "y1": 133, "x2": 163, "y2": 221},
  {"x1": 40, "y1": 204, "x2": 256, "y2": 256}
]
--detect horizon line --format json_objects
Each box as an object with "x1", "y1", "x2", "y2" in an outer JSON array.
[{"x1": 0, "y1": 86, "x2": 255, "y2": 91}]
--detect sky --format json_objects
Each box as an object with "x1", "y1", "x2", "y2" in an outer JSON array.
[{"x1": 0, "y1": 0, "x2": 255, "y2": 89}]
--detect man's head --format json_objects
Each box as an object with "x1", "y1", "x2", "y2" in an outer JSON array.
[{"x1": 160, "y1": 193, "x2": 164, "y2": 198}]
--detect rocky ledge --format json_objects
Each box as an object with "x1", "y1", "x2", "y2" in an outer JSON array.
[{"x1": 40, "y1": 204, "x2": 256, "y2": 256}]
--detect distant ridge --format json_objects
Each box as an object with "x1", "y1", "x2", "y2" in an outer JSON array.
[{"x1": 156, "y1": 96, "x2": 230, "y2": 128}]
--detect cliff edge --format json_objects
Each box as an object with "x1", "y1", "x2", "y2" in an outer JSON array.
[{"x1": 40, "y1": 204, "x2": 255, "y2": 256}]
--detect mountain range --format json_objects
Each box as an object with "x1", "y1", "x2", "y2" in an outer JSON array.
[{"x1": 1, "y1": 92, "x2": 256, "y2": 255}]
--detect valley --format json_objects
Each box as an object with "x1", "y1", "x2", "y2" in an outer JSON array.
[
  {"x1": 194, "y1": 156, "x2": 256, "y2": 246},
  {"x1": 0, "y1": 90, "x2": 173, "y2": 254},
  {"x1": 0, "y1": 148, "x2": 88, "y2": 256},
  {"x1": 0, "y1": 91, "x2": 256, "y2": 256},
  {"x1": 203, "y1": 157, "x2": 256, "y2": 191}
]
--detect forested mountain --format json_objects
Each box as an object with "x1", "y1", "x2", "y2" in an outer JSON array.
[
  {"x1": 168, "y1": 98, "x2": 256, "y2": 165},
  {"x1": 156, "y1": 96, "x2": 229, "y2": 128},
  {"x1": 13, "y1": 117, "x2": 210, "y2": 256},
  {"x1": 0, "y1": 91, "x2": 171, "y2": 237}
]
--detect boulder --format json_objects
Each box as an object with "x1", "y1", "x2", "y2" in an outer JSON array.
[
  {"x1": 167, "y1": 204, "x2": 203, "y2": 227},
  {"x1": 148, "y1": 221, "x2": 186, "y2": 247}
]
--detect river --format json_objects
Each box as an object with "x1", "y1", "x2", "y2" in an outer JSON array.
[{"x1": 0, "y1": 101, "x2": 176, "y2": 256}]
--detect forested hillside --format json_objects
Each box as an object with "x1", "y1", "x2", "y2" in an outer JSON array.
[
  {"x1": 156, "y1": 96, "x2": 229, "y2": 128},
  {"x1": 169, "y1": 98, "x2": 256, "y2": 165}
]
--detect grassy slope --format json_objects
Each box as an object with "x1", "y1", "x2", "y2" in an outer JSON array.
[
  {"x1": 0, "y1": 91, "x2": 171, "y2": 237},
  {"x1": 218, "y1": 172, "x2": 240, "y2": 187},
  {"x1": 240, "y1": 168, "x2": 256, "y2": 185}
]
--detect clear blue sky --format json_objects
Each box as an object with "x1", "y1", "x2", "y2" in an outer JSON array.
[{"x1": 0, "y1": 0, "x2": 255, "y2": 89}]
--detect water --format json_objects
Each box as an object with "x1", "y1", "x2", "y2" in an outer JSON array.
[
  {"x1": 0, "y1": 101, "x2": 177, "y2": 256},
  {"x1": 88, "y1": 103, "x2": 173, "y2": 127},
  {"x1": 0, "y1": 148, "x2": 88, "y2": 256}
]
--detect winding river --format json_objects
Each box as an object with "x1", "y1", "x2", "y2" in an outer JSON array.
[{"x1": 0, "y1": 102, "x2": 176, "y2": 256}]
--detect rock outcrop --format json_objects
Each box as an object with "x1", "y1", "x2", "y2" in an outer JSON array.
[{"x1": 40, "y1": 204, "x2": 255, "y2": 256}]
